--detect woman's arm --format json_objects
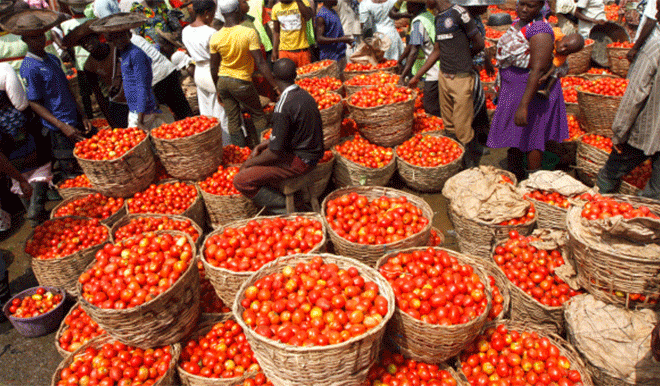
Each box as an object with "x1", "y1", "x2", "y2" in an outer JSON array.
[{"x1": 514, "y1": 32, "x2": 554, "y2": 127}]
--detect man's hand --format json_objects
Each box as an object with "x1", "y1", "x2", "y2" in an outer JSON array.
[
  {"x1": 626, "y1": 47, "x2": 638, "y2": 62},
  {"x1": 19, "y1": 180, "x2": 32, "y2": 199},
  {"x1": 60, "y1": 123, "x2": 85, "y2": 142},
  {"x1": 407, "y1": 76, "x2": 420, "y2": 89},
  {"x1": 514, "y1": 104, "x2": 528, "y2": 127},
  {"x1": 81, "y1": 117, "x2": 94, "y2": 136},
  {"x1": 248, "y1": 141, "x2": 269, "y2": 160}
]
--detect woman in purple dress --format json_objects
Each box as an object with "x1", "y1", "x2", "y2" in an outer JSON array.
[{"x1": 487, "y1": 0, "x2": 568, "y2": 181}]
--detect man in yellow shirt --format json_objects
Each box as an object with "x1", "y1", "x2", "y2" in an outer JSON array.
[
  {"x1": 271, "y1": 0, "x2": 313, "y2": 66},
  {"x1": 210, "y1": 0, "x2": 279, "y2": 147}
]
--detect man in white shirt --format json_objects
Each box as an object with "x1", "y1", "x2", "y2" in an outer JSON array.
[{"x1": 574, "y1": 0, "x2": 607, "y2": 39}]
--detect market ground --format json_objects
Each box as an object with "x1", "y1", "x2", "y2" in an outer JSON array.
[{"x1": 0, "y1": 148, "x2": 509, "y2": 386}]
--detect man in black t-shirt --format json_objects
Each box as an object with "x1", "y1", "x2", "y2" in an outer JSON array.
[
  {"x1": 408, "y1": 0, "x2": 484, "y2": 167},
  {"x1": 233, "y1": 58, "x2": 324, "y2": 213}
]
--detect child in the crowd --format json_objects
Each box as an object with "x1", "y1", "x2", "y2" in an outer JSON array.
[
  {"x1": 537, "y1": 32, "x2": 584, "y2": 97},
  {"x1": 315, "y1": 0, "x2": 353, "y2": 70}
]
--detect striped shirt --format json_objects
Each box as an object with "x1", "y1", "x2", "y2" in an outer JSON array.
[{"x1": 611, "y1": 28, "x2": 660, "y2": 156}]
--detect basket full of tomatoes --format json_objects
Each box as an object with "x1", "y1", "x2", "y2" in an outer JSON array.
[
  {"x1": 322, "y1": 186, "x2": 433, "y2": 266},
  {"x1": 313, "y1": 91, "x2": 343, "y2": 149},
  {"x1": 366, "y1": 350, "x2": 469, "y2": 386},
  {"x1": 332, "y1": 135, "x2": 396, "y2": 187},
  {"x1": 232, "y1": 253, "x2": 395, "y2": 386},
  {"x1": 201, "y1": 213, "x2": 327, "y2": 307},
  {"x1": 395, "y1": 133, "x2": 465, "y2": 192},
  {"x1": 3, "y1": 286, "x2": 66, "y2": 338},
  {"x1": 575, "y1": 133, "x2": 612, "y2": 184},
  {"x1": 376, "y1": 247, "x2": 493, "y2": 363},
  {"x1": 56, "y1": 174, "x2": 96, "y2": 200},
  {"x1": 24, "y1": 216, "x2": 110, "y2": 295},
  {"x1": 197, "y1": 165, "x2": 258, "y2": 229},
  {"x1": 347, "y1": 85, "x2": 416, "y2": 147},
  {"x1": 77, "y1": 231, "x2": 200, "y2": 348},
  {"x1": 55, "y1": 302, "x2": 107, "y2": 358},
  {"x1": 343, "y1": 60, "x2": 398, "y2": 80},
  {"x1": 126, "y1": 180, "x2": 205, "y2": 230},
  {"x1": 296, "y1": 59, "x2": 340, "y2": 80},
  {"x1": 577, "y1": 78, "x2": 628, "y2": 137},
  {"x1": 51, "y1": 335, "x2": 181, "y2": 386},
  {"x1": 606, "y1": 41, "x2": 634, "y2": 78},
  {"x1": 150, "y1": 116, "x2": 224, "y2": 181},
  {"x1": 567, "y1": 39, "x2": 595, "y2": 75},
  {"x1": 110, "y1": 213, "x2": 203, "y2": 247},
  {"x1": 74, "y1": 127, "x2": 156, "y2": 198},
  {"x1": 50, "y1": 192, "x2": 127, "y2": 227},
  {"x1": 343, "y1": 71, "x2": 400, "y2": 96}
]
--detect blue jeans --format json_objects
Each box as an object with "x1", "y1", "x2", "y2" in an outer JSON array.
[{"x1": 596, "y1": 143, "x2": 660, "y2": 200}]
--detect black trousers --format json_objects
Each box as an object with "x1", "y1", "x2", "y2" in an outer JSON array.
[{"x1": 153, "y1": 71, "x2": 193, "y2": 121}]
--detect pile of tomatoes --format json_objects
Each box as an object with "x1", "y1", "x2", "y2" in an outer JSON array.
[
  {"x1": 334, "y1": 135, "x2": 393, "y2": 168},
  {"x1": 152, "y1": 116, "x2": 218, "y2": 139},
  {"x1": 325, "y1": 192, "x2": 429, "y2": 245},
  {"x1": 580, "y1": 194, "x2": 659, "y2": 220},
  {"x1": 58, "y1": 305, "x2": 106, "y2": 353},
  {"x1": 580, "y1": 78, "x2": 628, "y2": 97},
  {"x1": 605, "y1": 3, "x2": 619, "y2": 20},
  {"x1": 199, "y1": 166, "x2": 241, "y2": 196},
  {"x1": 179, "y1": 319, "x2": 260, "y2": 378},
  {"x1": 485, "y1": 27, "x2": 504, "y2": 40},
  {"x1": 127, "y1": 182, "x2": 197, "y2": 216},
  {"x1": 55, "y1": 340, "x2": 174, "y2": 386},
  {"x1": 349, "y1": 84, "x2": 413, "y2": 108},
  {"x1": 318, "y1": 150, "x2": 333, "y2": 164},
  {"x1": 239, "y1": 255, "x2": 389, "y2": 346},
  {"x1": 565, "y1": 115, "x2": 584, "y2": 141},
  {"x1": 340, "y1": 118, "x2": 359, "y2": 137},
  {"x1": 493, "y1": 231, "x2": 581, "y2": 307},
  {"x1": 413, "y1": 110, "x2": 444, "y2": 133},
  {"x1": 79, "y1": 232, "x2": 193, "y2": 309},
  {"x1": 113, "y1": 215, "x2": 200, "y2": 242},
  {"x1": 379, "y1": 248, "x2": 488, "y2": 325},
  {"x1": 560, "y1": 77, "x2": 588, "y2": 103},
  {"x1": 198, "y1": 263, "x2": 230, "y2": 314},
  {"x1": 344, "y1": 71, "x2": 400, "y2": 86},
  {"x1": 296, "y1": 76, "x2": 342, "y2": 93},
  {"x1": 524, "y1": 190, "x2": 571, "y2": 209},
  {"x1": 397, "y1": 134, "x2": 463, "y2": 167},
  {"x1": 25, "y1": 217, "x2": 108, "y2": 260},
  {"x1": 586, "y1": 67, "x2": 614, "y2": 75},
  {"x1": 90, "y1": 118, "x2": 110, "y2": 130},
  {"x1": 607, "y1": 41, "x2": 634, "y2": 49},
  {"x1": 297, "y1": 60, "x2": 334, "y2": 75},
  {"x1": 242, "y1": 374, "x2": 273, "y2": 386},
  {"x1": 581, "y1": 134, "x2": 612, "y2": 153},
  {"x1": 8, "y1": 287, "x2": 63, "y2": 318},
  {"x1": 487, "y1": 276, "x2": 505, "y2": 321},
  {"x1": 623, "y1": 159, "x2": 652, "y2": 189},
  {"x1": 460, "y1": 324, "x2": 584, "y2": 386},
  {"x1": 480, "y1": 68, "x2": 497, "y2": 83},
  {"x1": 346, "y1": 60, "x2": 397, "y2": 72},
  {"x1": 366, "y1": 350, "x2": 459, "y2": 386},
  {"x1": 75, "y1": 128, "x2": 146, "y2": 160},
  {"x1": 222, "y1": 144, "x2": 251, "y2": 165},
  {"x1": 313, "y1": 91, "x2": 341, "y2": 110},
  {"x1": 203, "y1": 216, "x2": 324, "y2": 272},
  {"x1": 429, "y1": 228, "x2": 443, "y2": 247},
  {"x1": 498, "y1": 202, "x2": 536, "y2": 226},
  {"x1": 53, "y1": 193, "x2": 123, "y2": 220},
  {"x1": 59, "y1": 174, "x2": 92, "y2": 188},
  {"x1": 486, "y1": 94, "x2": 496, "y2": 110}
]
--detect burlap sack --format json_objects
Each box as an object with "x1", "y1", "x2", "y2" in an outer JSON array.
[
  {"x1": 442, "y1": 166, "x2": 529, "y2": 224},
  {"x1": 528, "y1": 229, "x2": 581, "y2": 289},
  {"x1": 565, "y1": 294, "x2": 660, "y2": 385},
  {"x1": 519, "y1": 170, "x2": 590, "y2": 197},
  {"x1": 349, "y1": 32, "x2": 391, "y2": 65}
]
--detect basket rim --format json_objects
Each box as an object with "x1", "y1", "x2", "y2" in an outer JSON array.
[
  {"x1": 149, "y1": 117, "x2": 222, "y2": 143},
  {"x1": 232, "y1": 252, "x2": 396, "y2": 353},
  {"x1": 576, "y1": 86, "x2": 624, "y2": 99},
  {"x1": 394, "y1": 133, "x2": 465, "y2": 170},
  {"x1": 346, "y1": 88, "x2": 417, "y2": 112},
  {"x1": 296, "y1": 59, "x2": 337, "y2": 77},
  {"x1": 343, "y1": 64, "x2": 397, "y2": 75},
  {"x1": 332, "y1": 137, "x2": 396, "y2": 171},
  {"x1": 110, "y1": 212, "x2": 203, "y2": 243},
  {"x1": 126, "y1": 180, "x2": 201, "y2": 216},
  {"x1": 73, "y1": 128, "x2": 150, "y2": 164},
  {"x1": 3, "y1": 285, "x2": 67, "y2": 322},
  {"x1": 24, "y1": 215, "x2": 111, "y2": 261}
]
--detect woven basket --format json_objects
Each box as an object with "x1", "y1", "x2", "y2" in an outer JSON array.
[
  {"x1": 332, "y1": 141, "x2": 396, "y2": 187},
  {"x1": 526, "y1": 198, "x2": 569, "y2": 230},
  {"x1": 395, "y1": 133, "x2": 465, "y2": 192},
  {"x1": 308, "y1": 155, "x2": 335, "y2": 198},
  {"x1": 55, "y1": 182, "x2": 96, "y2": 201},
  {"x1": 343, "y1": 65, "x2": 397, "y2": 80},
  {"x1": 461, "y1": 254, "x2": 512, "y2": 325},
  {"x1": 233, "y1": 253, "x2": 395, "y2": 386},
  {"x1": 322, "y1": 186, "x2": 433, "y2": 266},
  {"x1": 198, "y1": 186, "x2": 258, "y2": 230},
  {"x1": 343, "y1": 83, "x2": 365, "y2": 97},
  {"x1": 348, "y1": 89, "x2": 416, "y2": 147},
  {"x1": 376, "y1": 247, "x2": 492, "y2": 363},
  {"x1": 126, "y1": 181, "x2": 206, "y2": 231},
  {"x1": 297, "y1": 60, "x2": 340, "y2": 80},
  {"x1": 200, "y1": 213, "x2": 327, "y2": 307},
  {"x1": 607, "y1": 46, "x2": 630, "y2": 78},
  {"x1": 567, "y1": 41, "x2": 595, "y2": 75},
  {"x1": 77, "y1": 231, "x2": 201, "y2": 348},
  {"x1": 457, "y1": 321, "x2": 594, "y2": 386},
  {"x1": 618, "y1": 180, "x2": 641, "y2": 196},
  {"x1": 565, "y1": 101, "x2": 580, "y2": 117},
  {"x1": 54, "y1": 302, "x2": 107, "y2": 358},
  {"x1": 110, "y1": 213, "x2": 204, "y2": 247},
  {"x1": 151, "y1": 121, "x2": 224, "y2": 181},
  {"x1": 26, "y1": 216, "x2": 111, "y2": 296},
  {"x1": 575, "y1": 136, "x2": 610, "y2": 184},
  {"x1": 75, "y1": 133, "x2": 156, "y2": 198},
  {"x1": 577, "y1": 88, "x2": 622, "y2": 137},
  {"x1": 566, "y1": 198, "x2": 660, "y2": 309},
  {"x1": 50, "y1": 193, "x2": 127, "y2": 227},
  {"x1": 51, "y1": 335, "x2": 181, "y2": 386},
  {"x1": 580, "y1": 72, "x2": 619, "y2": 80},
  {"x1": 319, "y1": 93, "x2": 343, "y2": 149}
]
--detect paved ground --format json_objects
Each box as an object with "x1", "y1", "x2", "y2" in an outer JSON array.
[{"x1": 0, "y1": 148, "x2": 508, "y2": 386}]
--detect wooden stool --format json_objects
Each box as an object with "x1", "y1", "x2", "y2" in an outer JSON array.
[{"x1": 277, "y1": 172, "x2": 320, "y2": 214}]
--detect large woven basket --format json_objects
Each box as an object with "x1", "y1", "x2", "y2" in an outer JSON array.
[
  {"x1": 77, "y1": 231, "x2": 201, "y2": 348},
  {"x1": 126, "y1": 181, "x2": 206, "y2": 230},
  {"x1": 607, "y1": 46, "x2": 630, "y2": 78},
  {"x1": 347, "y1": 88, "x2": 416, "y2": 147},
  {"x1": 332, "y1": 141, "x2": 396, "y2": 187},
  {"x1": 461, "y1": 254, "x2": 511, "y2": 325},
  {"x1": 575, "y1": 135, "x2": 610, "y2": 185},
  {"x1": 343, "y1": 65, "x2": 397, "y2": 80},
  {"x1": 376, "y1": 247, "x2": 492, "y2": 363},
  {"x1": 297, "y1": 60, "x2": 340, "y2": 80},
  {"x1": 75, "y1": 133, "x2": 156, "y2": 198},
  {"x1": 395, "y1": 133, "x2": 465, "y2": 192},
  {"x1": 308, "y1": 155, "x2": 335, "y2": 198},
  {"x1": 26, "y1": 216, "x2": 111, "y2": 296},
  {"x1": 200, "y1": 213, "x2": 327, "y2": 307},
  {"x1": 55, "y1": 181, "x2": 96, "y2": 201},
  {"x1": 577, "y1": 88, "x2": 622, "y2": 137},
  {"x1": 526, "y1": 198, "x2": 569, "y2": 230},
  {"x1": 566, "y1": 197, "x2": 660, "y2": 309},
  {"x1": 567, "y1": 41, "x2": 595, "y2": 75},
  {"x1": 232, "y1": 253, "x2": 395, "y2": 386},
  {"x1": 50, "y1": 193, "x2": 127, "y2": 227},
  {"x1": 319, "y1": 92, "x2": 342, "y2": 149},
  {"x1": 322, "y1": 186, "x2": 433, "y2": 266},
  {"x1": 618, "y1": 180, "x2": 641, "y2": 196},
  {"x1": 110, "y1": 213, "x2": 204, "y2": 247},
  {"x1": 198, "y1": 186, "x2": 258, "y2": 230},
  {"x1": 150, "y1": 121, "x2": 224, "y2": 181},
  {"x1": 51, "y1": 335, "x2": 181, "y2": 386},
  {"x1": 54, "y1": 302, "x2": 107, "y2": 358}
]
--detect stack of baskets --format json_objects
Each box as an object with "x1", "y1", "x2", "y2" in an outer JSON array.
[{"x1": 577, "y1": 85, "x2": 622, "y2": 137}]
